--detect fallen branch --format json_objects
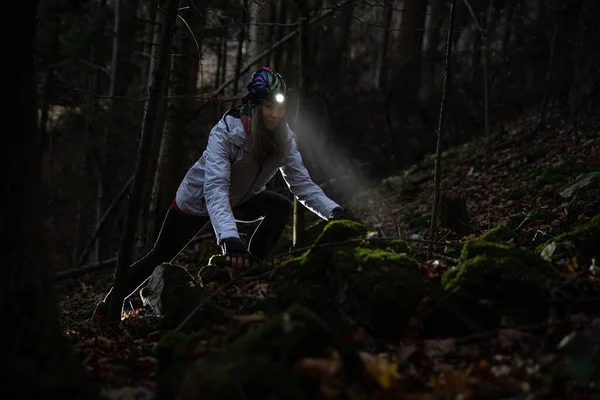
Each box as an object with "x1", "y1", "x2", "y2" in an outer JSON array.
[{"x1": 54, "y1": 257, "x2": 117, "y2": 281}]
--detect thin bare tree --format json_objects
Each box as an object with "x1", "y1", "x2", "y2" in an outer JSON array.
[
  {"x1": 292, "y1": 0, "x2": 311, "y2": 246},
  {"x1": 428, "y1": 0, "x2": 457, "y2": 260}
]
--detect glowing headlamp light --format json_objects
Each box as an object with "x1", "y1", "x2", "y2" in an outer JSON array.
[{"x1": 274, "y1": 93, "x2": 285, "y2": 103}]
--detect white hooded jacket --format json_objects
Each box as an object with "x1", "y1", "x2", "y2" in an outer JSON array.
[{"x1": 175, "y1": 111, "x2": 340, "y2": 243}]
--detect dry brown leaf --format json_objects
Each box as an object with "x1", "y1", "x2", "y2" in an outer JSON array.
[{"x1": 359, "y1": 351, "x2": 401, "y2": 390}]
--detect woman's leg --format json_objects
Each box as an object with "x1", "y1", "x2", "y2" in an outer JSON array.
[
  {"x1": 125, "y1": 206, "x2": 210, "y2": 295},
  {"x1": 233, "y1": 190, "x2": 292, "y2": 260},
  {"x1": 98, "y1": 205, "x2": 210, "y2": 310}
]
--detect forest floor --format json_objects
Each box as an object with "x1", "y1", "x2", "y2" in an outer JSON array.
[{"x1": 56, "y1": 112, "x2": 600, "y2": 399}]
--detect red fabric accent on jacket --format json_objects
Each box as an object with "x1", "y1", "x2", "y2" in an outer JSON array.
[{"x1": 171, "y1": 198, "x2": 193, "y2": 216}]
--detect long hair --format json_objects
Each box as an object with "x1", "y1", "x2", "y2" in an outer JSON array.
[{"x1": 249, "y1": 105, "x2": 288, "y2": 166}]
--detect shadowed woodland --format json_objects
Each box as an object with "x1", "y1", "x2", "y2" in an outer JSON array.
[{"x1": 4, "y1": 0, "x2": 600, "y2": 398}]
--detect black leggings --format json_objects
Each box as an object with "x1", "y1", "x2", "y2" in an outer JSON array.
[{"x1": 124, "y1": 190, "x2": 292, "y2": 296}]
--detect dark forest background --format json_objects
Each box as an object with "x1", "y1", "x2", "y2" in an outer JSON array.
[{"x1": 35, "y1": 0, "x2": 599, "y2": 272}]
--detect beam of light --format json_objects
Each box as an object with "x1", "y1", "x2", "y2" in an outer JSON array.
[
  {"x1": 290, "y1": 105, "x2": 378, "y2": 212},
  {"x1": 275, "y1": 93, "x2": 285, "y2": 103}
]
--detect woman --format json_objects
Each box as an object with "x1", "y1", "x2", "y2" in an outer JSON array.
[{"x1": 94, "y1": 67, "x2": 344, "y2": 319}]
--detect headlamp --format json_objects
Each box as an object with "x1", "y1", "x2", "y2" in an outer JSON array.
[{"x1": 274, "y1": 93, "x2": 285, "y2": 103}]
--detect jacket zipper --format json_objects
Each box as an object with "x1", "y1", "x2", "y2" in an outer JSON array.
[{"x1": 238, "y1": 164, "x2": 262, "y2": 204}]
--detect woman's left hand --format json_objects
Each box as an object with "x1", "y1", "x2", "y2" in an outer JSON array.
[{"x1": 221, "y1": 237, "x2": 251, "y2": 271}]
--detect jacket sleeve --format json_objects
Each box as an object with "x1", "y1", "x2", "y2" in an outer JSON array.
[
  {"x1": 203, "y1": 123, "x2": 239, "y2": 243},
  {"x1": 279, "y1": 133, "x2": 340, "y2": 220}
]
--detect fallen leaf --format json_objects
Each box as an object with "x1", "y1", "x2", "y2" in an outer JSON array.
[
  {"x1": 360, "y1": 351, "x2": 401, "y2": 390},
  {"x1": 567, "y1": 256, "x2": 579, "y2": 273}
]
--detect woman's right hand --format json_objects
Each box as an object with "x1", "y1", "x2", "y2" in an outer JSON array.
[{"x1": 221, "y1": 237, "x2": 251, "y2": 271}]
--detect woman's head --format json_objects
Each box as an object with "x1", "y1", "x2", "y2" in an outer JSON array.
[
  {"x1": 244, "y1": 67, "x2": 287, "y2": 120},
  {"x1": 244, "y1": 67, "x2": 289, "y2": 164}
]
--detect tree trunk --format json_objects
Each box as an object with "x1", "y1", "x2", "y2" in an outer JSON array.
[
  {"x1": 394, "y1": 0, "x2": 429, "y2": 105},
  {"x1": 141, "y1": 0, "x2": 160, "y2": 91},
  {"x1": 107, "y1": 0, "x2": 180, "y2": 323},
  {"x1": 218, "y1": 25, "x2": 228, "y2": 116},
  {"x1": 292, "y1": 0, "x2": 311, "y2": 247},
  {"x1": 264, "y1": 0, "x2": 278, "y2": 66},
  {"x1": 500, "y1": 0, "x2": 513, "y2": 57},
  {"x1": 272, "y1": 0, "x2": 287, "y2": 70},
  {"x1": 2, "y1": 0, "x2": 98, "y2": 396},
  {"x1": 248, "y1": 0, "x2": 260, "y2": 61},
  {"x1": 40, "y1": 21, "x2": 60, "y2": 191},
  {"x1": 428, "y1": 0, "x2": 456, "y2": 259},
  {"x1": 482, "y1": 0, "x2": 495, "y2": 148},
  {"x1": 148, "y1": 5, "x2": 201, "y2": 246},
  {"x1": 137, "y1": 0, "x2": 170, "y2": 254},
  {"x1": 567, "y1": 0, "x2": 600, "y2": 115},
  {"x1": 421, "y1": 0, "x2": 445, "y2": 104},
  {"x1": 375, "y1": 0, "x2": 393, "y2": 89},
  {"x1": 232, "y1": 0, "x2": 248, "y2": 108}
]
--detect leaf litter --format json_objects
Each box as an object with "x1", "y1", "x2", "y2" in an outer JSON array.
[{"x1": 58, "y1": 115, "x2": 600, "y2": 398}]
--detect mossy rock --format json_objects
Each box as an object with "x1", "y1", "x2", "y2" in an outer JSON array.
[
  {"x1": 155, "y1": 305, "x2": 364, "y2": 400},
  {"x1": 539, "y1": 214, "x2": 600, "y2": 266},
  {"x1": 438, "y1": 240, "x2": 558, "y2": 328},
  {"x1": 140, "y1": 263, "x2": 228, "y2": 332},
  {"x1": 336, "y1": 248, "x2": 425, "y2": 338},
  {"x1": 371, "y1": 238, "x2": 409, "y2": 254},
  {"x1": 559, "y1": 170, "x2": 600, "y2": 199},
  {"x1": 563, "y1": 172, "x2": 600, "y2": 220},
  {"x1": 312, "y1": 219, "x2": 366, "y2": 246},
  {"x1": 269, "y1": 221, "x2": 426, "y2": 339},
  {"x1": 480, "y1": 222, "x2": 520, "y2": 244},
  {"x1": 198, "y1": 264, "x2": 230, "y2": 286}
]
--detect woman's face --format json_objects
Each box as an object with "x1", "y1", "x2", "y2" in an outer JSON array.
[{"x1": 260, "y1": 101, "x2": 286, "y2": 131}]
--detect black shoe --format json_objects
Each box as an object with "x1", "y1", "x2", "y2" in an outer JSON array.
[
  {"x1": 91, "y1": 287, "x2": 113, "y2": 322},
  {"x1": 91, "y1": 300, "x2": 108, "y2": 322}
]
